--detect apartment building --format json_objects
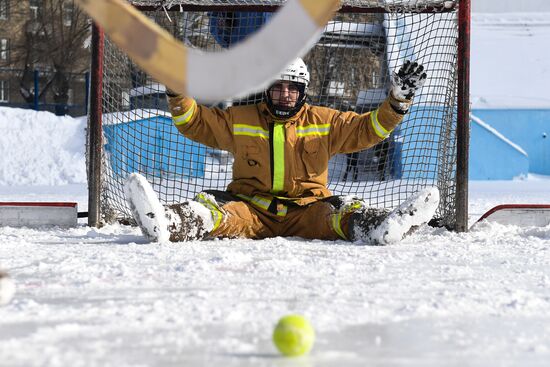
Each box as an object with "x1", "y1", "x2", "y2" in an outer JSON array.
[{"x1": 0, "y1": 0, "x2": 90, "y2": 115}]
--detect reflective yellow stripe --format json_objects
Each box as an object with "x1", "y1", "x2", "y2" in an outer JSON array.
[
  {"x1": 331, "y1": 201, "x2": 363, "y2": 240},
  {"x1": 251, "y1": 196, "x2": 271, "y2": 210},
  {"x1": 371, "y1": 109, "x2": 391, "y2": 139},
  {"x1": 196, "y1": 193, "x2": 223, "y2": 231},
  {"x1": 276, "y1": 205, "x2": 288, "y2": 217},
  {"x1": 272, "y1": 123, "x2": 285, "y2": 193},
  {"x1": 237, "y1": 194, "x2": 269, "y2": 210},
  {"x1": 332, "y1": 212, "x2": 347, "y2": 240},
  {"x1": 236, "y1": 194, "x2": 288, "y2": 217},
  {"x1": 173, "y1": 100, "x2": 196, "y2": 126},
  {"x1": 296, "y1": 123, "x2": 330, "y2": 137},
  {"x1": 233, "y1": 124, "x2": 269, "y2": 139},
  {"x1": 296, "y1": 124, "x2": 331, "y2": 136}
]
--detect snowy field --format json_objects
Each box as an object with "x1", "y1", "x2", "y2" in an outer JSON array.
[{"x1": 1, "y1": 106, "x2": 550, "y2": 367}]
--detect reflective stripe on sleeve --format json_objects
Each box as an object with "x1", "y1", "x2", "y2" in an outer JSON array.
[
  {"x1": 233, "y1": 124, "x2": 269, "y2": 139},
  {"x1": 173, "y1": 100, "x2": 196, "y2": 126},
  {"x1": 370, "y1": 109, "x2": 391, "y2": 139}
]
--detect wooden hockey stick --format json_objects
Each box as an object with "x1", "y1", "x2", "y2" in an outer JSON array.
[{"x1": 75, "y1": 0, "x2": 341, "y2": 103}]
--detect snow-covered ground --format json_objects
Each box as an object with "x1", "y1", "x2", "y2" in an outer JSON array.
[{"x1": 1, "y1": 107, "x2": 550, "y2": 367}]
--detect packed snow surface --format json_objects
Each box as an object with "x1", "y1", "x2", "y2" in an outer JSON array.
[{"x1": 1, "y1": 108, "x2": 550, "y2": 366}]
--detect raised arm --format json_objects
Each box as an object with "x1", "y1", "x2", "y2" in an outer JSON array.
[
  {"x1": 166, "y1": 89, "x2": 235, "y2": 152},
  {"x1": 329, "y1": 61, "x2": 427, "y2": 155}
]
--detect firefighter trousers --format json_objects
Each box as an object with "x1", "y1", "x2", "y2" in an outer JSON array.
[{"x1": 189, "y1": 190, "x2": 389, "y2": 241}]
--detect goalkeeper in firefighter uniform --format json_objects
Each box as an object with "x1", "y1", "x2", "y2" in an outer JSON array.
[{"x1": 124, "y1": 58, "x2": 440, "y2": 244}]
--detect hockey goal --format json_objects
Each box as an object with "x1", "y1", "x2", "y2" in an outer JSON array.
[{"x1": 87, "y1": 0, "x2": 470, "y2": 231}]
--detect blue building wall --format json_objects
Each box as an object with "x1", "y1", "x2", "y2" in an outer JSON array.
[
  {"x1": 471, "y1": 109, "x2": 550, "y2": 175},
  {"x1": 209, "y1": 12, "x2": 273, "y2": 48},
  {"x1": 395, "y1": 107, "x2": 543, "y2": 180},
  {"x1": 104, "y1": 115, "x2": 206, "y2": 178},
  {"x1": 469, "y1": 115, "x2": 529, "y2": 180}
]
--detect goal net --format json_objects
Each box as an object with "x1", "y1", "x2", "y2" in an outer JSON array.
[{"x1": 88, "y1": 0, "x2": 469, "y2": 231}]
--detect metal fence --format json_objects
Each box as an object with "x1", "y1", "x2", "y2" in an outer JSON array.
[{"x1": 0, "y1": 68, "x2": 89, "y2": 117}]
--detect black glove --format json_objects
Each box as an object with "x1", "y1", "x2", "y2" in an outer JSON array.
[{"x1": 391, "y1": 60, "x2": 427, "y2": 100}]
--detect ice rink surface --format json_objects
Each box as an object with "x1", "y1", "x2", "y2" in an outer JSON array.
[{"x1": 1, "y1": 178, "x2": 549, "y2": 366}]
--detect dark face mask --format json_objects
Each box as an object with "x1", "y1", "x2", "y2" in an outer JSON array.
[{"x1": 265, "y1": 82, "x2": 307, "y2": 119}]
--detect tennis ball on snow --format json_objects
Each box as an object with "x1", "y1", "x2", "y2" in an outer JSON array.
[{"x1": 272, "y1": 314, "x2": 315, "y2": 357}]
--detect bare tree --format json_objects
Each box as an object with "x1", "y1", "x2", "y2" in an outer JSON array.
[
  {"x1": 305, "y1": 12, "x2": 385, "y2": 111},
  {"x1": 7, "y1": 0, "x2": 90, "y2": 113}
]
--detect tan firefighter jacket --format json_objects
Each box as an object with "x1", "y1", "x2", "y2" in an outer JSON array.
[{"x1": 167, "y1": 93, "x2": 411, "y2": 210}]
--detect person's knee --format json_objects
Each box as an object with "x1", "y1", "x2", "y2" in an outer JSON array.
[{"x1": 209, "y1": 200, "x2": 270, "y2": 239}]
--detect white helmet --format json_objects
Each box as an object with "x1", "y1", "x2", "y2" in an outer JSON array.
[
  {"x1": 279, "y1": 58, "x2": 310, "y2": 89},
  {"x1": 265, "y1": 58, "x2": 310, "y2": 119}
]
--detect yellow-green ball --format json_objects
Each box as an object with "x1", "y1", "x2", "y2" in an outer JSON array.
[{"x1": 272, "y1": 314, "x2": 315, "y2": 357}]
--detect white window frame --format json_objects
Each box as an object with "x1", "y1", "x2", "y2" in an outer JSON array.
[
  {"x1": 0, "y1": 0, "x2": 8, "y2": 20},
  {"x1": 0, "y1": 38, "x2": 9, "y2": 62},
  {"x1": 29, "y1": 0, "x2": 40, "y2": 19},
  {"x1": 63, "y1": 2, "x2": 74, "y2": 26},
  {"x1": 67, "y1": 88, "x2": 74, "y2": 104},
  {"x1": 0, "y1": 80, "x2": 8, "y2": 103}
]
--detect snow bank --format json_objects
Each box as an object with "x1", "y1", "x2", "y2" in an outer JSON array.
[{"x1": 0, "y1": 107, "x2": 87, "y2": 186}]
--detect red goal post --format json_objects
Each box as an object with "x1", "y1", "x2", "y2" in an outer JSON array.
[{"x1": 87, "y1": 0, "x2": 471, "y2": 232}]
